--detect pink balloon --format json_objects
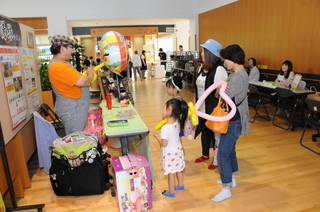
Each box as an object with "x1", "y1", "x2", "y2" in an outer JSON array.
[{"x1": 195, "y1": 81, "x2": 237, "y2": 122}]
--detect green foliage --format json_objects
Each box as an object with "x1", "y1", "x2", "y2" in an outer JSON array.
[
  {"x1": 39, "y1": 59, "x2": 51, "y2": 91},
  {"x1": 71, "y1": 37, "x2": 86, "y2": 72}
]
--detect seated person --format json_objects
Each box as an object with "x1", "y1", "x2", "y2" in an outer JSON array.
[
  {"x1": 248, "y1": 57, "x2": 260, "y2": 82},
  {"x1": 275, "y1": 60, "x2": 295, "y2": 87}
]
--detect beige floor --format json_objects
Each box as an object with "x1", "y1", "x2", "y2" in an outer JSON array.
[{"x1": 18, "y1": 77, "x2": 320, "y2": 212}]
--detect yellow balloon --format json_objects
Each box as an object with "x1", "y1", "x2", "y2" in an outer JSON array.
[
  {"x1": 154, "y1": 118, "x2": 168, "y2": 130},
  {"x1": 82, "y1": 70, "x2": 98, "y2": 83},
  {"x1": 188, "y1": 102, "x2": 199, "y2": 126}
]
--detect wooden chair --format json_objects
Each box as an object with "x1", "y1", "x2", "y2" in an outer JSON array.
[
  {"x1": 300, "y1": 98, "x2": 320, "y2": 155},
  {"x1": 248, "y1": 85, "x2": 271, "y2": 123}
]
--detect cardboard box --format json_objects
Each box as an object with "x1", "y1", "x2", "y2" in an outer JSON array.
[{"x1": 112, "y1": 154, "x2": 152, "y2": 212}]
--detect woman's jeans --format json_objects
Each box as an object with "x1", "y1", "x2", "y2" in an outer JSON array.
[{"x1": 218, "y1": 119, "x2": 242, "y2": 187}]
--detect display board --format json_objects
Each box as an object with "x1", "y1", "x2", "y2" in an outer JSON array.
[{"x1": 0, "y1": 14, "x2": 42, "y2": 145}]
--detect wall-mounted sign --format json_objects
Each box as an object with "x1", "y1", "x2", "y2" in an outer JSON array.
[
  {"x1": 0, "y1": 15, "x2": 22, "y2": 47},
  {"x1": 166, "y1": 27, "x2": 175, "y2": 34},
  {"x1": 90, "y1": 27, "x2": 158, "y2": 37}
]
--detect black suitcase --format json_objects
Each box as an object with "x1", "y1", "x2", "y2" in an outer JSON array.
[{"x1": 49, "y1": 132, "x2": 114, "y2": 196}]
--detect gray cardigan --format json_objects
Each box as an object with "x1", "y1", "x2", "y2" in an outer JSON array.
[{"x1": 227, "y1": 70, "x2": 250, "y2": 136}]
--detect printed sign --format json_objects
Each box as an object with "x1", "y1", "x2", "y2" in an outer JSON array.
[{"x1": 0, "y1": 15, "x2": 22, "y2": 47}]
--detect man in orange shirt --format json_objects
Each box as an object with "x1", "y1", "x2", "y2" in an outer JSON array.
[{"x1": 49, "y1": 35, "x2": 94, "y2": 135}]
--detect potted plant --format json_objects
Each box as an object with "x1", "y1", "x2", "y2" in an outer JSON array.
[
  {"x1": 70, "y1": 37, "x2": 86, "y2": 72},
  {"x1": 39, "y1": 60, "x2": 51, "y2": 91},
  {"x1": 39, "y1": 59, "x2": 55, "y2": 109}
]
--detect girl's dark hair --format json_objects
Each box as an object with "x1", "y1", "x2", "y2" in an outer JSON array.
[
  {"x1": 166, "y1": 98, "x2": 188, "y2": 131},
  {"x1": 248, "y1": 58, "x2": 257, "y2": 66},
  {"x1": 202, "y1": 48, "x2": 220, "y2": 70},
  {"x1": 279, "y1": 60, "x2": 293, "y2": 79},
  {"x1": 142, "y1": 50, "x2": 146, "y2": 54},
  {"x1": 166, "y1": 75, "x2": 183, "y2": 90},
  {"x1": 220, "y1": 44, "x2": 245, "y2": 65}
]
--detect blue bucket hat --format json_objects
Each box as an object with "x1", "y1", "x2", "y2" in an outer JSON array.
[{"x1": 200, "y1": 39, "x2": 222, "y2": 57}]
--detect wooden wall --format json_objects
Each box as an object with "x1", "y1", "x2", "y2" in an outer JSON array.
[
  {"x1": 199, "y1": 0, "x2": 320, "y2": 74},
  {"x1": 13, "y1": 17, "x2": 48, "y2": 35}
]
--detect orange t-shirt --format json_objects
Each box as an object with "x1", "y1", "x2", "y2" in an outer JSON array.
[{"x1": 49, "y1": 61, "x2": 82, "y2": 99}]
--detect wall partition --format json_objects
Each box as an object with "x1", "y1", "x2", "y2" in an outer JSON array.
[{"x1": 199, "y1": 0, "x2": 320, "y2": 74}]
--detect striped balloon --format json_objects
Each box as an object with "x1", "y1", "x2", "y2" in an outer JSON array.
[{"x1": 99, "y1": 31, "x2": 128, "y2": 75}]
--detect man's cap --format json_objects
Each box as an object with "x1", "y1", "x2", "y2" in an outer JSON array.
[
  {"x1": 200, "y1": 39, "x2": 222, "y2": 57},
  {"x1": 51, "y1": 35, "x2": 76, "y2": 47}
]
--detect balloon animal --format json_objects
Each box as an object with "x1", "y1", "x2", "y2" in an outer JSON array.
[{"x1": 154, "y1": 81, "x2": 237, "y2": 134}]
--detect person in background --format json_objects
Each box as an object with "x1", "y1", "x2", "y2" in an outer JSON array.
[
  {"x1": 49, "y1": 35, "x2": 93, "y2": 135},
  {"x1": 82, "y1": 59, "x2": 91, "y2": 71},
  {"x1": 89, "y1": 56, "x2": 96, "y2": 66},
  {"x1": 96, "y1": 58, "x2": 101, "y2": 65},
  {"x1": 159, "y1": 48, "x2": 167, "y2": 70},
  {"x1": 275, "y1": 60, "x2": 295, "y2": 87},
  {"x1": 140, "y1": 50, "x2": 147, "y2": 79},
  {"x1": 82, "y1": 57, "x2": 90, "y2": 73},
  {"x1": 248, "y1": 58, "x2": 260, "y2": 82},
  {"x1": 212, "y1": 44, "x2": 250, "y2": 202},
  {"x1": 153, "y1": 98, "x2": 188, "y2": 198},
  {"x1": 178, "y1": 45, "x2": 184, "y2": 55},
  {"x1": 132, "y1": 50, "x2": 142, "y2": 81},
  {"x1": 195, "y1": 39, "x2": 228, "y2": 170}
]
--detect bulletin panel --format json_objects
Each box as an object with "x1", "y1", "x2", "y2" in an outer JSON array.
[{"x1": 0, "y1": 14, "x2": 42, "y2": 145}]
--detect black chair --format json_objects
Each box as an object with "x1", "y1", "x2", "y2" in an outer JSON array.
[
  {"x1": 300, "y1": 98, "x2": 320, "y2": 155},
  {"x1": 247, "y1": 85, "x2": 271, "y2": 123},
  {"x1": 272, "y1": 87, "x2": 298, "y2": 130},
  {"x1": 40, "y1": 103, "x2": 66, "y2": 137}
]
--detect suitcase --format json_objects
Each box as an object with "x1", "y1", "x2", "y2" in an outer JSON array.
[{"x1": 49, "y1": 132, "x2": 114, "y2": 196}]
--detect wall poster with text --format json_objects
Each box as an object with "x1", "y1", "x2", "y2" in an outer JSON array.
[
  {"x1": 0, "y1": 47, "x2": 27, "y2": 130},
  {"x1": 21, "y1": 48, "x2": 39, "y2": 114}
]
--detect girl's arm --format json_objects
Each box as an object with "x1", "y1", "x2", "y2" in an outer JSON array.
[{"x1": 153, "y1": 132, "x2": 168, "y2": 147}]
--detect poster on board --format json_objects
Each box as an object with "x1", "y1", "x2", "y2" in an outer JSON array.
[
  {"x1": 0, "y1": 47, "x2": 27, "y2": 130},
  {"x1": 0, "y1": 15, "x2": 22, "y2": 47},
  {"x1": 21, "y1": 48, "x2": 39, "y2": 113}
]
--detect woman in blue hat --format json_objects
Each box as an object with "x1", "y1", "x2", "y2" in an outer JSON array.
[{"x1": 194, "y1": 39, "x2": 228, "y2": 169}]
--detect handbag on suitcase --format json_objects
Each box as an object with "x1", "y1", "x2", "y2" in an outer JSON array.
[{"x1": 49, "y1": 132, "x2": 114, "y2": 196}]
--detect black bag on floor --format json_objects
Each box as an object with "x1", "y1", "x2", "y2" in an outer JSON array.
[{"x1": 49, "y1": 132, "x2": 111, "y2": 196}]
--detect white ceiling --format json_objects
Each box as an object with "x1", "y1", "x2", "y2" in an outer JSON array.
[{"x1": 67, "y1": 18, "x2": 189, "y2": 27}]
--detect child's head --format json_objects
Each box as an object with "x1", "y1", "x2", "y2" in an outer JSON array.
[
  {"x1": 163, "y1": 98, "x2": 188, "y2": 131},
  {"x1": 166, "y1": 76, "x2": 183, "y2": 96}
]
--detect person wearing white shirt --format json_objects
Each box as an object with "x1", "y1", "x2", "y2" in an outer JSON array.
[
  {"x1": 248, "y1": 58, "x2": 260, "y2": 82},
  {"x1": 275, "y1": 60, "x2": 295, "y2": 87},
  {"x1": 131, "y1": 50, "x2": 142, "y2": 81},
  {"x1": 195, "y1": 39, "x2": 228, "y2": 170}
]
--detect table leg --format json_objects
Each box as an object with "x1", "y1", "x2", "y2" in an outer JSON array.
[
  {"x1": 120, "y1": 137, "x2": 129, "y2": 155},
  {"x1": 298, "y1": 94, "x2": 307, "y2": 127}
]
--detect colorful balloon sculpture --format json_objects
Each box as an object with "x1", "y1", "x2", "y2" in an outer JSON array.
[
  {"x1": 195, "y1": 81, "x2": 236, "y2": 122},
  {"x1": 154, "y1": 102, "x2": 198, "y2": 130},
  {"x1": 99, "y1": 31, "x2": 128, "y2": 75},
  {"x1": 154, "y1": 81, "x2": 237, "y2": 131}
]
